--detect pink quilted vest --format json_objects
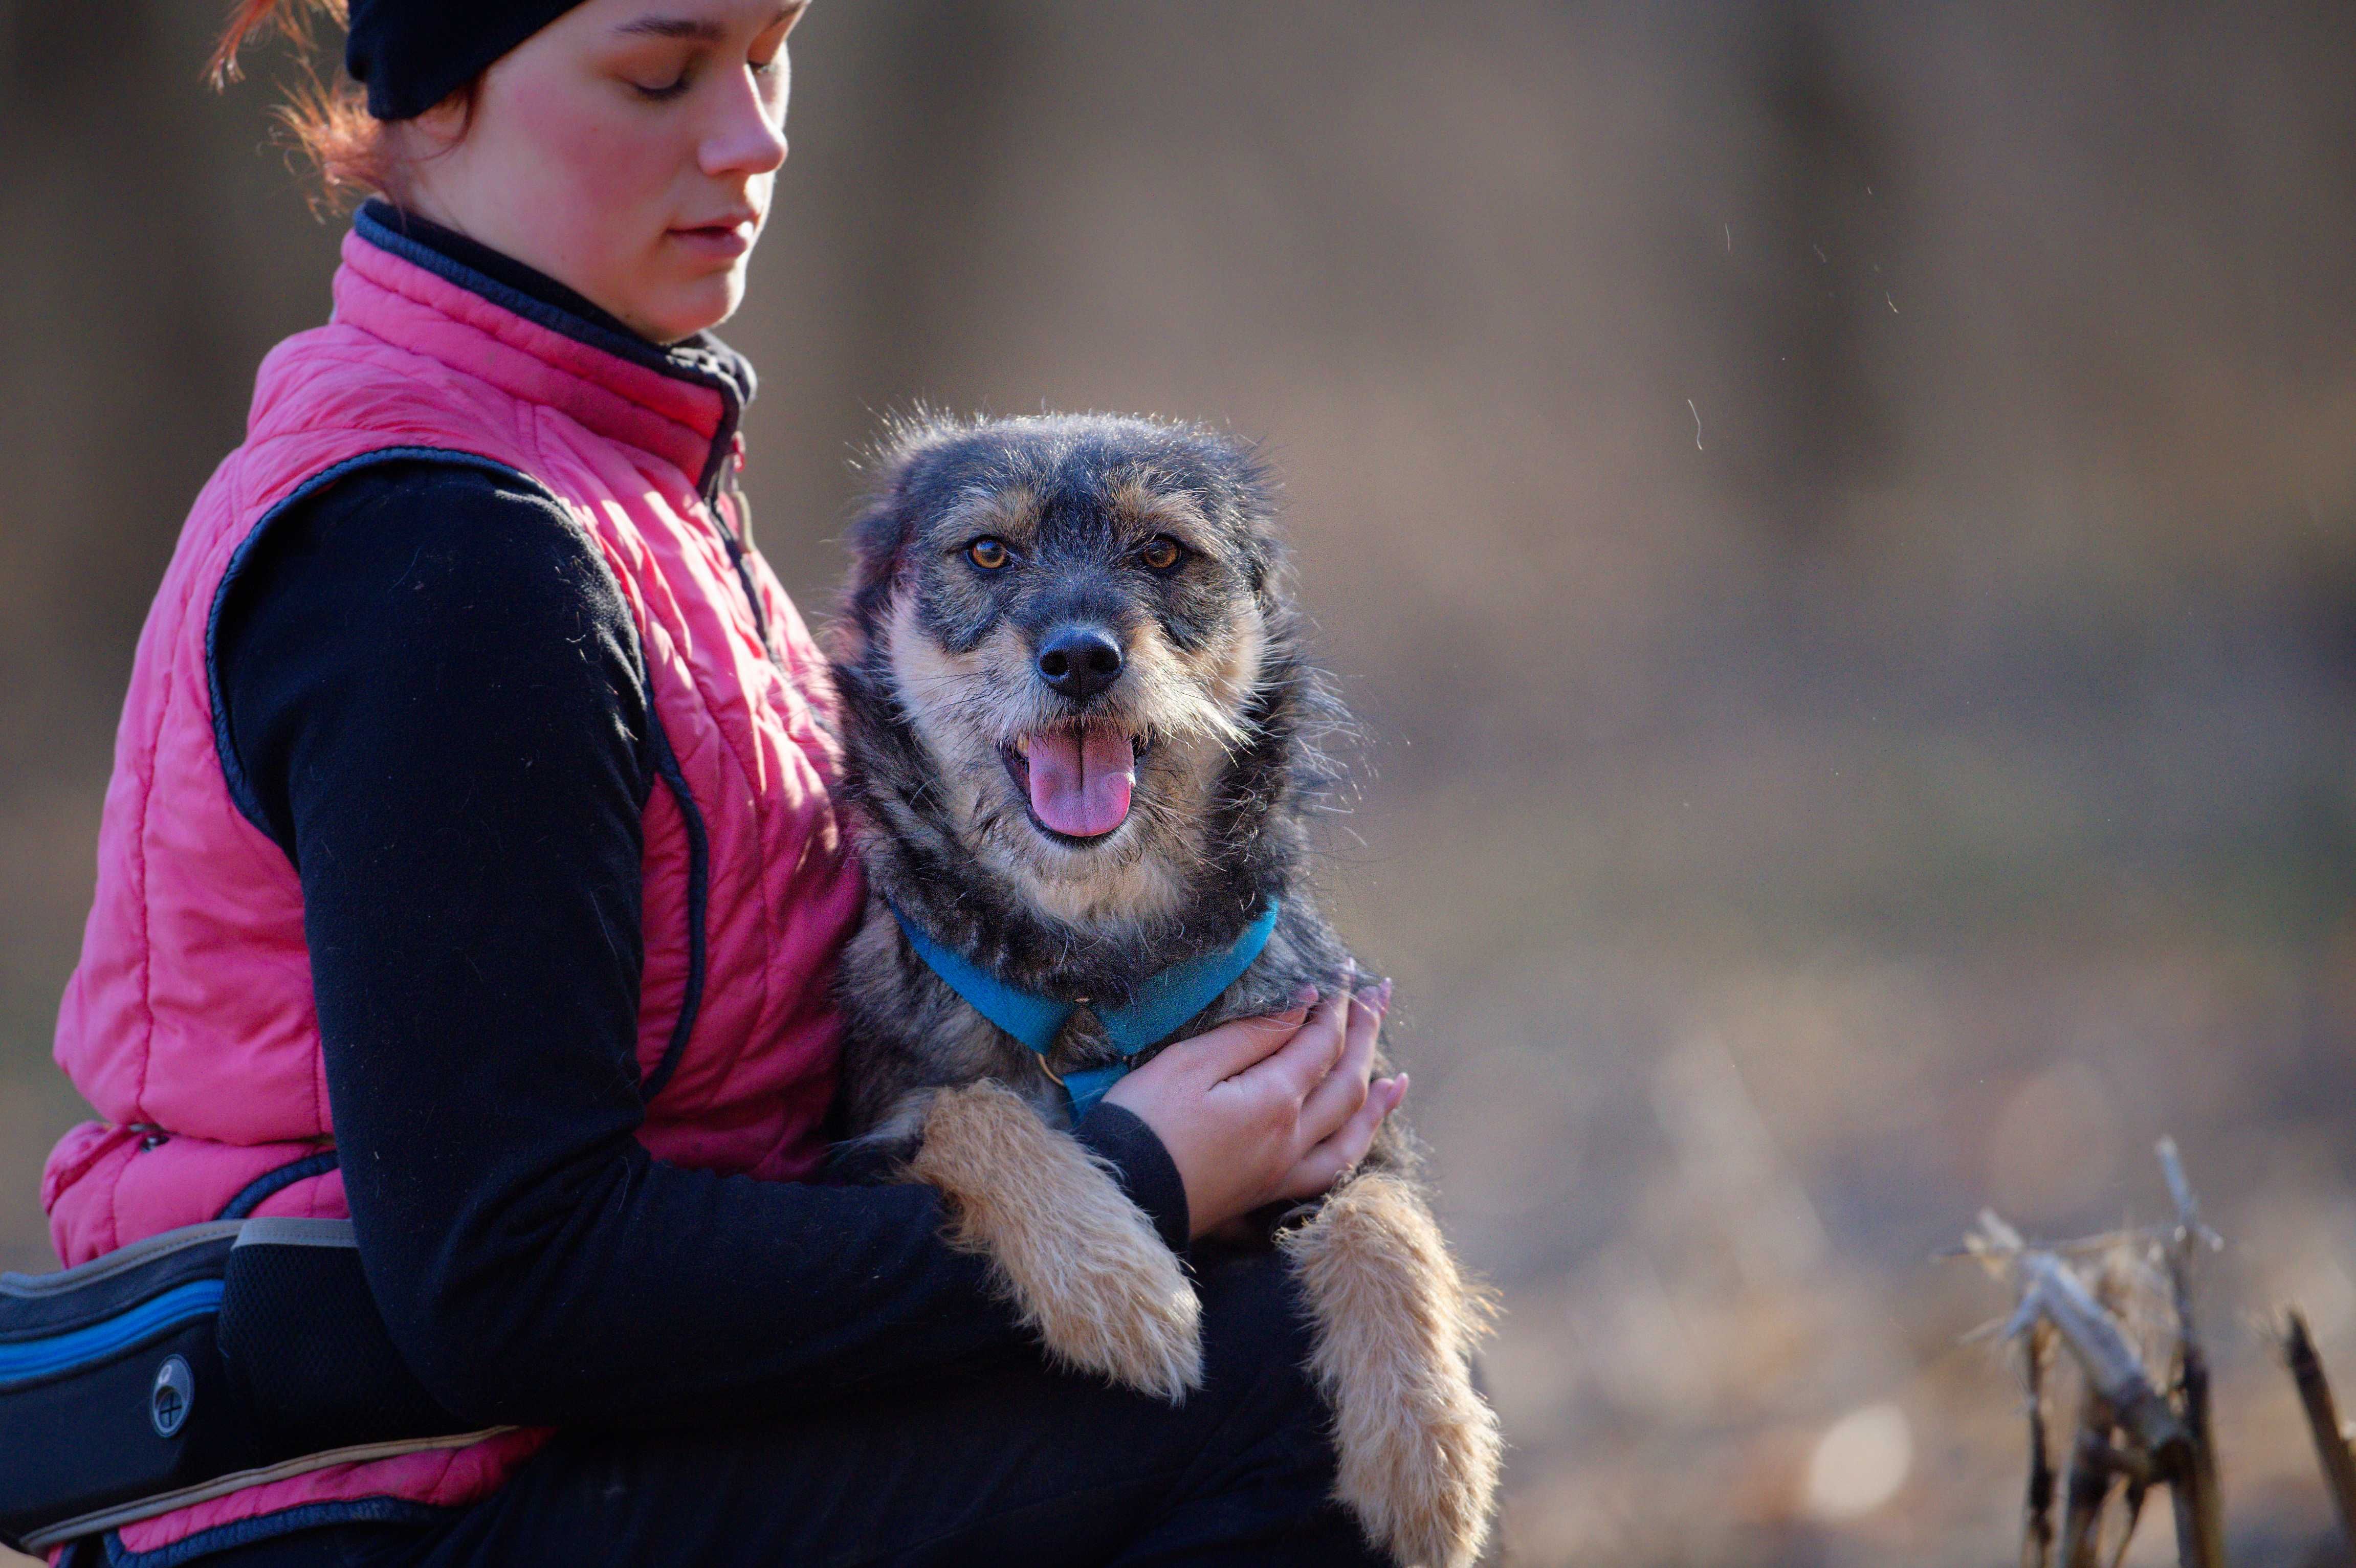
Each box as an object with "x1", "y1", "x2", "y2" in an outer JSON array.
[{"x1": 41, "y1": 212, "x2": 864, "y2": 1557}]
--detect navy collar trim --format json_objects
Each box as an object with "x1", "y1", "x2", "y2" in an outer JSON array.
[
  {"x1": 361, "y1": 200, "x2": 643, "y2": 342},
  {"x1": 354, "y1": 200, "x2": 755, "y2": 495}
]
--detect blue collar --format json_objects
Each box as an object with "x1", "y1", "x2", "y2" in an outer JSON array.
[{"x1": 888, "y1": 899, "x2": 1283, "y2": 1121}]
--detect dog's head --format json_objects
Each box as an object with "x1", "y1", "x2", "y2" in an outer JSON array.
[{"x1": 832, "y1": 412, "x2": 1323, "y2": 935}]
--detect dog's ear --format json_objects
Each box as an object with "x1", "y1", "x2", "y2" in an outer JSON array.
[{"x1": 845, "y1": 411, "x2": 966, "y2": 636}]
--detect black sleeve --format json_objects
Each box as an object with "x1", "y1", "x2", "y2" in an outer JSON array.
[
  {"x1": 214, "y1": 460, "x2": 1187, "y2": 1428},
  {"x1": 1073, "y1": 1104, "x2": 1190, "y2": 1251}
]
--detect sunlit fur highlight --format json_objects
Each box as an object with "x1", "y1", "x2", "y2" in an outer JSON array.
[
  {"x1": 912, "y1": 1081, "x2": 1204, "y2": 1402},
  {"x1": 1282, "y1": 1173, "x2": 1504, "y2": 1568}
]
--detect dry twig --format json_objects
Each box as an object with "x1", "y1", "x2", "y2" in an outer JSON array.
[
  {"x1": 2007, "y1": 1251, "x2": 2188, "y2": 1468},
  {"x1": 2157, "y1": 1140, "x2": 2227, "y2": 1568},
  {"x1": 2279, "y1": 1308, "x2": 2356, "y2": 1551},
  {"x1": 1970, "y1": 1141, "x2": 2229, "y2": 1568},
  {"x1": 2105, "y1": 1482, "x2": 2148, "y2": 1568},
  {"x1": 2059, "y1": 1407, "x2": 2120, "y2": 1568},
  {"x1": 2024, "y1": 1323, "x2": 2056, "y2": 1568}
]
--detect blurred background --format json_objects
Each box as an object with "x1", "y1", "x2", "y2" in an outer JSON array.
[{"x1": 6, "y1": 1, "x2": 2356, "y2": 1561}]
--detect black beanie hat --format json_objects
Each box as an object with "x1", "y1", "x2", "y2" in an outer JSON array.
[{"x1": 346, "y1": 0, "x2": 587, "y2": 121}]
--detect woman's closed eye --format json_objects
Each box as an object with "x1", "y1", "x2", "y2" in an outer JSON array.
[
  {"x1": 614, "y1": 38, "x2": 700, "y2": 101},
  {"x1": 630, "y1": 68, "x2": 694, "y2": 101}
]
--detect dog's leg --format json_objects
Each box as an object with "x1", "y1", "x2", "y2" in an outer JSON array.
[
  {"x1": 1280, "y1": 1171, "x2": 1503, "y2": 1568},
  {"x1": 912, "y1": 1080, "x2": 1204, "y2": 1402}
]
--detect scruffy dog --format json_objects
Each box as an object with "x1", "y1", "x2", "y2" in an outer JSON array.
[{"x1": 824, "y1": 413, "x2": 1501, "y2": 1568}]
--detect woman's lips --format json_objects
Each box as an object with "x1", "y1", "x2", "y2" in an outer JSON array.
[{"x1": 668, "y1": 222, "x2": 754, "y2": 259}]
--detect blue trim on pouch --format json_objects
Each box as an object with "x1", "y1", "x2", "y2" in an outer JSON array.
[
  {"x1": 890, "y1": 900, "x2": 1281, "y2": 1120},
  {"x1": 0, "y1": 1281, "x2": 224, "y2": 1388}
]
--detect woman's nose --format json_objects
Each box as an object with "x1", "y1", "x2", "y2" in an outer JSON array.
[{"x1": 700, "y1": 65, "x2": 790, "y2": 179}]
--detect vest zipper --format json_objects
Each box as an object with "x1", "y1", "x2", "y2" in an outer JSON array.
[{"x1": 704, "y1": 415, "x2": 775, "y2": 659}]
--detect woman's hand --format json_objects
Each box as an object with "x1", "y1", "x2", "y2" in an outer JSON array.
[{"x1": 1102, "y1": 981, "x2": 1406, "y2": 1240}]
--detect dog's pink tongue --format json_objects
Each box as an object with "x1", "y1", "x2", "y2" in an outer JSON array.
[{"x1": 1026, "y1": 727, "x2": 1135, "y2": 837}]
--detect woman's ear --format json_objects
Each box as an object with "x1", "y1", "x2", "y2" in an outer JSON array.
[
  {"x1": 375, "y1": 82, "x2": 478, "y2": 214},
  {"x1": 410, "y1": 95, "x2": 471, "y2": 150}
]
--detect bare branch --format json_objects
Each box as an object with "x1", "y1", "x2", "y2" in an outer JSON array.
[
  {"x1": 2154, "y1": 1142, "x2": 2226, "y2": 1568},
  {"x1": 2156, "y1": 1137, "x2": 2222, "y2": 1255},
  {"x1": 1980, "y1": 1207, "x2": 2028, "y2": 1258},
  {"x1": 2104, "y1": 1482, "x2": 2147, "y2": 1568},
  {"x1": 2024, "y1": 1324, "x2": 2056, "y2": 1568},
  {"x1": 2280, "y1": 1307, "x2": 2356, "y2": 1550},
  {"x1": 2059, "y1": 1411, "x2": 2119, "y2": 1568},
  {"x1": 1975, "y1": 1144, "x2": 2230, "y2": 1567},
  {"x1": 2016, "y1": 1252, "x2": 2190, "y2": 1467}
]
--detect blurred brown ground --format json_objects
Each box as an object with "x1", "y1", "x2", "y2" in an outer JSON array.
[{"x1": 6, "y1": 2, "x2": 2356, "y2": 1562}]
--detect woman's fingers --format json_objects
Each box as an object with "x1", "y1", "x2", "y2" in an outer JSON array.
[
  {"x1": 1278, "y1": 1074, "x2": 1407, "y2": 1201},
  {"x1": 1232, "y1": 989, "x2": 1350, "y2": 1105},
  {"x1": 1099, "y1": 975, "x2": 1399, "y2": 1237},
  {"x1": 1156, "y1": 989, "x2": 1316, "y2": 1083},
  {"x1": 1293, "y1": 981, "x2": 1384, "y2": 1149}
]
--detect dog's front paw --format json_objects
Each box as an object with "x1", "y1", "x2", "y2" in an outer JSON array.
[
  {"x1": 913, "y1": 1081, "x2": 1204, "y2": 1402},
  {"x1": 1282, "y1": 1172, "x2": 1503, "y2": 1568}
]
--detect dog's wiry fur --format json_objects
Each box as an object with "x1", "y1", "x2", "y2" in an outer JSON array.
[
  {"x1": 1281, "y1": 1174, "x2": 1503, "y2": 1568},
  {"x1": 913, "y1": 1081, "x2": 1203, "y2": 1401},
  {"x1": 826, "y1": 412, "x2": 1502, "y2": 1567}
]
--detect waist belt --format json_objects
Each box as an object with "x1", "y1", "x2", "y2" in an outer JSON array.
[{"x1": 0, "y1": 1218, "x2": 504, "y2": 1556}]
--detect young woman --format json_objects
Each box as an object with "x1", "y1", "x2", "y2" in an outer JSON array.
[{"x1": 39, "y1": 1, "x2": 1405, "y2": 1562}]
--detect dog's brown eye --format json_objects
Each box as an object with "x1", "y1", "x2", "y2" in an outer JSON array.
[
  {"x1": 967, "y1": 538, "x2": 1010, "y2": 570},
  {"x1": 1140, "y1": 536, "x2": 1183, "y2": 571}
]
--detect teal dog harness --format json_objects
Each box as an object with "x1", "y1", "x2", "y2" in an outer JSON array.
[{"x1": 888, "y1": 900, "x2": 1282, "y2": 1120}]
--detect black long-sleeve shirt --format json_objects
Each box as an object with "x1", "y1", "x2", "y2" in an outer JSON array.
[{"x1": 208, "y1": 216, "x2": 1186, "y2": 1428}]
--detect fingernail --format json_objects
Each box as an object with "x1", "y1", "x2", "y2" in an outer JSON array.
[
  {"x1": 1393, "y1": 1072, "x2": 1410, "y2": 1102},
  {"x1": 1293, "y1": 984, "x2": 1319, "y2": 1006},
  {"x1": 1377, "y1": 978, "x2": 1393, "y2": 1008}
]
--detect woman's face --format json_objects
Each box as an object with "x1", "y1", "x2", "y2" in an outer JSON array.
[{"x1": 399, "y1": 0, "x2": 804, "y2": 343}]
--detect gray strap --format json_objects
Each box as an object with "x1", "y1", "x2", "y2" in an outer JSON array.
[
  {"x1": 230, "y1": 1218, "x2": 358, "y2": 1250},
  {"x1": 19, "y1": 1427, "x2": 516, "y2": 1552}
]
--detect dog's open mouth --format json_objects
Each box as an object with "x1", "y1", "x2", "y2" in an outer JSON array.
[{"x1": 1001, "y1": 723, "x2": 1148, "y2": 841}]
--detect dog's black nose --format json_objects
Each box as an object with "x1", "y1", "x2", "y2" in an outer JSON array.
[{"x1": 1036, "y1": 625, "x2": 1125, "y2": 700}]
